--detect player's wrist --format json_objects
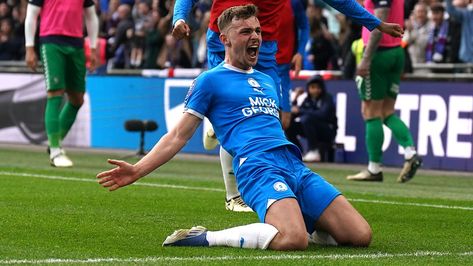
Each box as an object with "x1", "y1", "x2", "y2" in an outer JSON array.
[
  {"x1": 375, "y1": 21, "x2": 386, "y2": 31},
  {"x1": 173, "y1": 19, "x2": 186, "y2": 28}
]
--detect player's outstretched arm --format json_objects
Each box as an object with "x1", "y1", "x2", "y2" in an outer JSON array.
[
  {"x1": 97, "y1": 113, "x2": 202, "y2": 191},
  {"x1": 322, "y1": 0, "x2": 402, "y2": 38},
  {"x1": 24, "y1": 3, "x2": 41, "y2": 71},
  {"x1": 376, "y1": 21, "x2": 404, "y2": 38},
  {"x1": 171, "y1": 0, "x2": 199, "y2": 39},
  {"x1": 172, "y1": 19, "x2": 191, "y2": 39},
  {"x1": 97, "y1": 159, "x2": 140, "y2": 191}
]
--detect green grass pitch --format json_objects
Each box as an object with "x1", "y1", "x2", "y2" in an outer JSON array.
[{"x1": 0, "y1": 145, "x2": 472, "y2": 265}]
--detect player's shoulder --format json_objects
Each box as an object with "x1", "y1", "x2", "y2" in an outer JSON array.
[
  {"x1": 196, "y1": 65, "x2": 220, "y2": 81},
  {"x1": 192, "y1": 65, "x2": 224, "y2": 89},
  {"x1": 197, "y1": 63, "x2": 231, "y2": 80},
  {"x1": 253, "y1": 68, "x2": 271, "y2": 79},
  {"x1": 252, "y1": 69, "x2": 276, "y2": 88}
]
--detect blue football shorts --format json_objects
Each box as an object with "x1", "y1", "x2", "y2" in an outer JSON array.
[{"x1": 234, "y1": 145, "x2": 341, "y2": 233}]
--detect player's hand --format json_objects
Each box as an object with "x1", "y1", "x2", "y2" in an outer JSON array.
[
  {"x1": 172, "y1": 20, "x2": 191, "y2": 40},
  {"x1": 97, "y1": 159, "x2": 141, "y2": 191},
  {"x1": 377, "y1": 21, "x2": 404, "y2": 38},
  {"x1": 356, "y1": 58, "x2": 371, "y2": 77},
  {"x1": 88, "y1": 48, "x2": 98, "y2": 72},
  {"x1": 291, "y1": 53, "x2": 302, "y2": 77},
  {"x1": 25, "y1": 46, "x2": 37, "y2": 72}
]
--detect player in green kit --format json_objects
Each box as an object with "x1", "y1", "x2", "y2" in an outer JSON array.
[
  {"x1": 25, "y1": 0, "x2": 99, "y2": 167},
  {"x1": 346, "y1": 0, "x2": 422, "y2": 182}
]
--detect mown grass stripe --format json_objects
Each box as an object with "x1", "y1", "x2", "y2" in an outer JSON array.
[
  {"x1": 1, "y1": 171, "x2": 472, "y2": 211},
  {"x1": 1, "y1": 251, "x2": 472, "y2": 264}
]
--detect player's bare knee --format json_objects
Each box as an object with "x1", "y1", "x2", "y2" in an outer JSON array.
[
  {"x1": 275, "y1": 229, "x2": 308, "y2": 250},
  {"x1": 353, "y1": 225, "x2": 372, "y2": 247}
]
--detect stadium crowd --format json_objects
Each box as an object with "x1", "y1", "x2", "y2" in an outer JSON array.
[{"x1": 0, "y1": 0, "x2": 472, "y2": 72}]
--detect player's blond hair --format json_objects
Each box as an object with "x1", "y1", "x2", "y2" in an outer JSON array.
[{"x1": 217, "y1": 4, "x2": 258, "y2": 33}]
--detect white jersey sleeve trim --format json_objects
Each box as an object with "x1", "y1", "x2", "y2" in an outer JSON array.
[{"x1": 184, "y1": 108, "x2": 205, "y2": 120}]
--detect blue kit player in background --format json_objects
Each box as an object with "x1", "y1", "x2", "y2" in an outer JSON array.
[
  {"x1": 96, "y1": 5, "x2": 397, "y2": 250},
  {"x1": 172, "y1": 0, "x2": 406, "y2": 213},
  {"x1": 276, "y1": 0, "x2": 310, "y2": 131}
]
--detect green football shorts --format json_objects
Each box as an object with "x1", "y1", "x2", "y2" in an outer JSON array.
[
  {"x1": 355, "y1": 46, "x2": 404, "y2": 101},
  {"x1": 40, "y1": 43, "x2": 86, "y2": 92}
]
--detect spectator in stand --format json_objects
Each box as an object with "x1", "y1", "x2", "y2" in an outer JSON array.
[
  {"x1": 304, "y1": 2, "x2": 330, "y2": 70},
  {"x1": 425, "y1": 3, "x2": 458, "y2": 63},
  {"x1": 153, "y1": 0, "x2": 174, "y2": 68},
  {"x1": 99, "y1": 0, "x2": 110, "y2": 15},
  {"x1": 121, "y1": 0, "x2": 136, "y2": 6},
  {"x1": 446, "y1": 0, "x2": 473, "y2": 64},
  {"x1": 0, "y1": 2, "x2": 11, "y2": 21},
  {"x1": 161, "y1": 33, "x2": 193, "y2": 68},
  {"x1": 404, "y1": 3, "x2": 430, "y2": 65},
  {"x1": 307, "y1": 18, "x2": 336, "y2": 70},
  {"x1": 339, "y1": 0, "x2": 363, "y2": 79},
  {"x1": 142, "y1": 9, "x2": 166, "y2": 69},
  {"x1": 102, "y1": 0, "x2": 120, "y2": 40},
  {"x1": 307, "y1": 2, "x2": 329, "y2": 30},
  {"x1": 191, "y1": 11, "x2": 210, "y2": 68},
  {"x1": 130, "y1": 0, "x2": 152, "y2": 68},
  {"x1": 0, "y1": 18, "x2": 23, "y2": 60},
  {"x1": 10, "y1": 1, "x2": 26, "y2": 40},
  {"x1": 286, "y1": 75, "x2": 337, "y2": 162},
  {"x1": 109, "y1": 3, "x2": 134, "y2": 69}
]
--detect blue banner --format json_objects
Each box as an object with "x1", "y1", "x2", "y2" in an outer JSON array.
[{"x1": 87, "y1": 76, "x2": 473, "y2": 171}]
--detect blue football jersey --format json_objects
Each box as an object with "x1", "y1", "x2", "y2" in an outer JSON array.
[{"x1": 184, "y1": 63, "x2": 294, "y2": 158}]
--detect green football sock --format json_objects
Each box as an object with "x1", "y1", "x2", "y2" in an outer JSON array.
[
  {"x1": 45, "y1": 96, "x2": 63, "y2": 148},
  {"x1": 365, "y1": 117, "x2": 384, "y2": 163},
  {"x1": 59, "y1": 102, "x2": 81, "y2": 140},
  {"x1": 384, "y1": 114, "x2": 414, "y2": 148}
]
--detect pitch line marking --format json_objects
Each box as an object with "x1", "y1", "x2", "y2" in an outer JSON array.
[
  {"x1": 1, "y1": 171, "x2": 472, "y2": 211},
  {"x1": 0, "y1": 171, "x2": 224, "y2": 192},
  {"x1": 1, "y1": 251, "x2": 472, "y2": 264},
  {"x1": 349, "y1": 198, "x2": 473, "y2": 211}
]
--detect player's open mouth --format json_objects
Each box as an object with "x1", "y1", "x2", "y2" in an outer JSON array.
[{"x1": 247, "y1": 45, "x2": 259, "y2": 59}]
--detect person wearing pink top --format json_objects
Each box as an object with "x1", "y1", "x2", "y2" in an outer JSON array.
[
  {"x1": 24, "y1": 0, "x2": 99, "y2": 168},
  {"x1": 347, "y1": 0, "x2": 422, "y2": 183}
]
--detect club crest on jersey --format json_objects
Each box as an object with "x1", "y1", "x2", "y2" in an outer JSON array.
[
  {"x1": 248, "y1": 78, "x2": 264, "y2": 95},
  {"x1": 273, "y1": 182, "x2": 288, "y2": 192}
]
